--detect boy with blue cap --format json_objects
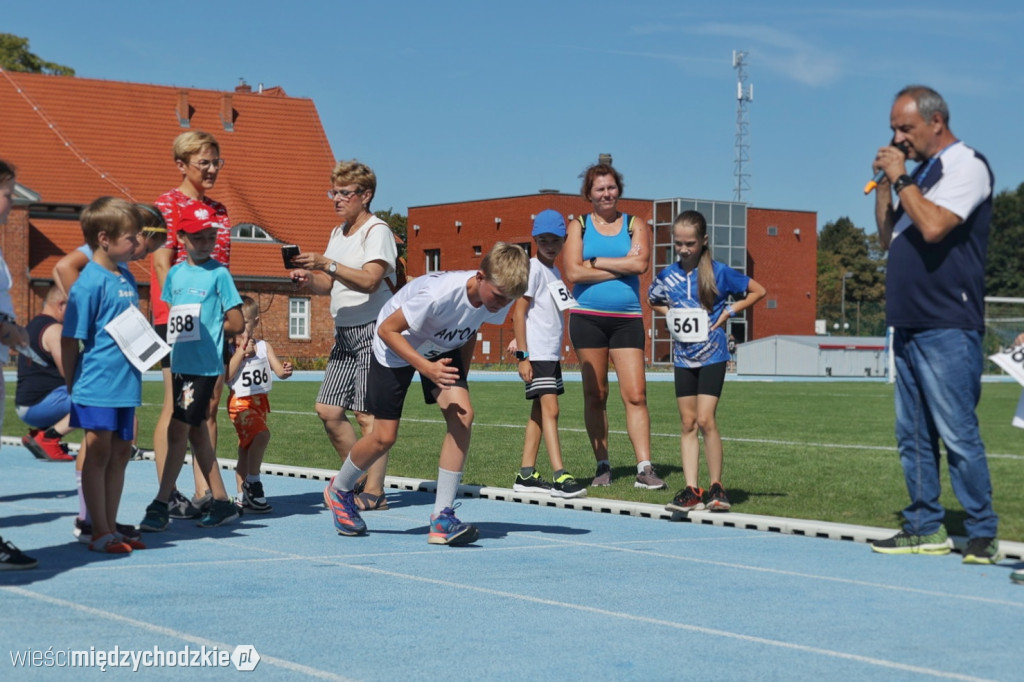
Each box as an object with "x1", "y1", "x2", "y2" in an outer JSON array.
[{"x1": 510, "y1": 209, "x2": 586, "y2": 498}]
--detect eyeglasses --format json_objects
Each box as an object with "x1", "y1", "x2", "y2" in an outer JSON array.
[
  {"x1": 190, "y1": 159, "x2": 225, "y2": 171},
  {"x1": 327, "y1": 188, "x2": 364, "y2": 200}
]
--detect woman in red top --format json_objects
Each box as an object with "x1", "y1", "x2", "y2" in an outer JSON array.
[{"x1": 150, "y1": 131, "x2": 232, "y2": 519}]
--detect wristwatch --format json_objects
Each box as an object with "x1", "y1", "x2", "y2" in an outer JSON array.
[
  {"x1": 514, "y1": 350, "x2": 529, "y2": 361},
  {"x1": 893, "y1": 174, "x2": 915, "y2": 194},
  {"x1": 327, "y1": 261, "x2": 338, "y2": 274},
  {"x1": 588, "y1": 256, "x2": 597, "y2": 268}
]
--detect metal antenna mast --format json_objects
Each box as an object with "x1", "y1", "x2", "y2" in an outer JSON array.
[{"x1": 733, "y1": 50, "x2": 753, "y2": 201}]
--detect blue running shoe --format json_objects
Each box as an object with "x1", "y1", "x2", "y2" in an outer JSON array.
[
  {"x1": 197, "y1": 499, "x2": 240, "y2": 528},
  {"x1": 324, "y1": 484, "x2": 366, "y2": 536},
  {"x1": 427, "y1": 504, "x2": 478, "y2": 546},
  {"x1": 140, "y1": 500, "x2": 170, "y2": 532}
]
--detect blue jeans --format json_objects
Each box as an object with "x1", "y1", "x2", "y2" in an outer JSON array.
[{"x1": 893, "y1": 328, "x2": 998, "y2": 539}]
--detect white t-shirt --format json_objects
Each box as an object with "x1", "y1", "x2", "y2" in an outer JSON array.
[
  {"x1": 228, "y1": 340, "x2": 272, "y2": 397},
  {"x1": 372, "y1": 270, "x2": 512, "y2": 368},
  {"x1": 523, "y1": 257, "x2": 565, "y2": 361},
  {"x1": 0, "y1": 249, "x2": 14, "y2": 359},
  {"x1": 325, "y1": 216, "x2": 398, "y2": 327}
]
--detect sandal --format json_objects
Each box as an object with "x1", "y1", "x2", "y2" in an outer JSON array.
[{"x1": 355, "y1": 491, "x2": 389, "y2": 511}]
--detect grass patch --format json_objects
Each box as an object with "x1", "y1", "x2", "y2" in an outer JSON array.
[{"x1": 5, "y1": 378, "x2": 1022, "y2": 541}]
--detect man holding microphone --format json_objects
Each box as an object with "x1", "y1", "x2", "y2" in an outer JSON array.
[{"x1": 869, "y1": 85, "x2": 999, "y2": 564}]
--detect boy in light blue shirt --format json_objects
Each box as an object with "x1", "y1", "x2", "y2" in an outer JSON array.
[
  {"x1": 140, "y1": 203, "x2": 243, "y2": 531},
  {"x1": 61, "y1": 197, "x2": 145, "y2": 554}
]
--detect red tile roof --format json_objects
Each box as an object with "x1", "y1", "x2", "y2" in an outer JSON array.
[{"x1": 0, "y1": 70, "x2": 341, "y2": 281}]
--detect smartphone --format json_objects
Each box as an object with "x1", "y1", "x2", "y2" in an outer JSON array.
[{"x1": 282, "y1": 244, "x2": 300, "y2": 269}]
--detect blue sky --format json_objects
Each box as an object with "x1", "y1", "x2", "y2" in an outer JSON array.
[{"x1": 7, "y1": 2, "x2": 1024, "y2": 234}]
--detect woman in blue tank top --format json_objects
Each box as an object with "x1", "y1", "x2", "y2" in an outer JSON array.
[{"x1": 563, "y1": 162, "x2": 665, "y2": 491}]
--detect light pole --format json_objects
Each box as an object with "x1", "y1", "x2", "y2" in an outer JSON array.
[{"x1": 841, "y1": 271, "x2": 853, "y2": 334}]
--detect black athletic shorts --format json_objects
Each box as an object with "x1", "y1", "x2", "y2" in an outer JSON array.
[
  {"x1": 673, "y1": 361, "x2": 727, "y2": 399},
  {"x1": 568, "y1": 312, "x2": 644, "y2": 350},
  {"x1": 365, "y1": 350, "x2": 469, "y2": 421}
]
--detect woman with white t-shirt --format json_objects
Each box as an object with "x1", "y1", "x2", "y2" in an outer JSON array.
[{"x1": 290, "y1": 160, "x2": 398, "y2": 511}]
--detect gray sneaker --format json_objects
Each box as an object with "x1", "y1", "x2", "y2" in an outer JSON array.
[
  {"x1": 168, "y1": 489, "x2": 211, "y2": 519},
  {"x1": 635, "y1": 464, "x2": 667, "y2": 490},
  {"x1": 591, "y1": 462, "x2": 612, "y2": 487},
  {"x1": 871, "y1": 527, "x2": 952, "y2": 555}
]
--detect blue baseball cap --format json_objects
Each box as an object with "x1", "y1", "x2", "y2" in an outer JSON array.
[{"x1": 532, "y1": 209, "x2": 566, "y2": 238}]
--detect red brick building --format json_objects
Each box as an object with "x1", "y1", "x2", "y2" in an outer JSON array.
[
  {"x1": 409, "y1": 194, "x2": 816, "y2": 365},
  {"x1": 0, "y1": 70, "x2": 343, "y2": 362}
]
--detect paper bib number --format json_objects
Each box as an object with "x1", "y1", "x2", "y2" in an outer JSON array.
[
  {"x1": 990, "y1": 344, "x2": 1024, "y2": 387},
  {"x1": 416, "y1": 339, "x2": 447, "y2": 360},
  {"x1": 167, "y1": 304, "x2": 201, "y2": 344},
  {"x1": 667, "y1": 308, "x2": 709, "y2": 343},
  {"x1": 546, "y1": 280, "x2": 577, "y2": 311},
  {"x1": 232, "y1": 355, "x2": 272, "y2": 397}
]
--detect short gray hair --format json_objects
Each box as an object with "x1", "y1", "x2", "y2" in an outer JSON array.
[{"x1": 897, "y1": 85, "x2": 949, "y2": 125}]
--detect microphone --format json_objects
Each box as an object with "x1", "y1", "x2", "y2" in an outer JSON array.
[
  {"x1": 863, "y1": 169, "x2": 886, "y2": 195},
  {"x1": 864, "y1": 141, "x2": 908, "y2": 194}
]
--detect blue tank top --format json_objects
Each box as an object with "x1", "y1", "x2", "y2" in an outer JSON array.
[{"x1": 571, "y1": 213, "x2": 641, "y2": 316}]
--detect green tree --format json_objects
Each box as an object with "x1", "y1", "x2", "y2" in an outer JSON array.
[
  {"x1": 986, "y1": 182, "x2": 1024, "y2": 297},
  {"x1": 817, "y1": 216, "x2": 886, "y2": 335},
  {"x1": 0, "y1": 34, "x2": 74, "y2": 75},
  {"x1": 374, "y1": 208, "x2": 407, "y2": 258}
]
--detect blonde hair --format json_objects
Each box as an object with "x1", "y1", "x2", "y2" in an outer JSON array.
[
  {"x1": 481, "y1": 242, "x2": 530, "y2": 299},
  {"x1": 80, "y1": 197, "x2": 141, "y2": 250},
  {"x1": 240, "y1": 295, "x2": 260, "y2": 321},
  {"x1": 172, "y1": 130, "x2": 220, "y2": 164},
  {"x1": 331, "y1": 160, "x2": 376, "y2": 208},
  {"x1": 674, "y1": 211, "x2": 718, "y2": 311}
]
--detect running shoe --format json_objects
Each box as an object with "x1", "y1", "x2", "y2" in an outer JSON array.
[
  {"x1": 962, "y1": 537, "x2": 1001, "y2": 565},
  {"x1": 666, "y1": 486, "x2": 705, "y2": 513},
  {"x1": 635, "y1": 464, "x2": 667, "y2": 490},
  {"x1": 591, "y1": 462, "x2": 612, "y2": 487},
  {"x1": 324, "y1": 484, "x2": 367, "y2": 536},
  {"x1": 241, "y1": 481, "x2": 273, "y2": 514},
  {"x1": 513, "y1": 471, "x2": 552, "y2": 493},
  {"x1": 871, "y1": 527, "x2": 952, "y2": 555},
  {"x1": 1011, "y1": 568, "x2": 1024, "y2": 585},
  {"x1": 140, "y1": 500, "x2": 170, "y2": 532},
  {"x1": 197, "y1": 499, "x2": 240, "y2": 528},
  {"x1": 0, "y1": 536, "x2": 38, "y2": 570},
  {"x1": 427, "y1": 504, "x2": 478, "y2": 546},
  {"x1": 74, "y1": 518, "x2": 142, "y2": 544},
  {"x1": 22, "y1": 429, "x2": 74, "y2": 461},
  {"x1": 706, "y1": 482, "x2": 732, "y2": 512},
  {"x1": 551, "y1": 473, "x2": 587, "y2": 499},
  {"x1": 168, "y1": 489, "x2": 203, "y2": 519},
  {"x1": 89, "y1": 535, "x2": 132, "y2": 554}
]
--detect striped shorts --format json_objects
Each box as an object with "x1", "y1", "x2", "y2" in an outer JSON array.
[
  {"x1": 524, "y1": 360, "x2": 565, "y2": 400},
  {"x1": 316, "y1": 321, "x2": 376, "y2": 413}
]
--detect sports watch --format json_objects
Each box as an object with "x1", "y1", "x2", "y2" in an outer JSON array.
[
  {"x1": 514, "y1": 350, "x2": 529, "y2": 361},
  {"x1": 327, "y1": 261, "x2": 338, "y2": 274}
]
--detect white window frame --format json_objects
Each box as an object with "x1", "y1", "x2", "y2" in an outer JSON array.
[{"x1": 289, "y1": 297, "x2": 310, "y2": 339}]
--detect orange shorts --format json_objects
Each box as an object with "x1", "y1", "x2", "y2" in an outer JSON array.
[{"x1": 228, "y1": 393, "x2": 270, "y2": 448}]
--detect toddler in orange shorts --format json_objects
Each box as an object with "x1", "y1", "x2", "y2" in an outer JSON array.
[{"x1": 227, "y1": 297, "x2": 293, "y2": 513}]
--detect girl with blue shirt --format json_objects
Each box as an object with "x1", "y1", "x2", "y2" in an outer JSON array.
[{"x1": 648, "y1": 210, "x2": 765, "y2": 513}]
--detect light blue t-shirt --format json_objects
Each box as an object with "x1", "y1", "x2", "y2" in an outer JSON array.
[
  {"x1": 63, "y1": 261, "x2": 142, "y2": 407},
  {"x1": 162, "y1": 259, "x2": 242, "y2": 376}
]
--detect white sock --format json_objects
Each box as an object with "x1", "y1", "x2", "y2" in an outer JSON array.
[
  {"x1": 433, "y1": 468, "x2": 463, "y2": 516},
  {"x1": 333, "y1": 456, "x2": 367, "y2": 492},
  {"x1": 637, "y1": 460, "x2": 651, "y2": 474},
  {"x1": 76, "y1": 470, "x2": 89, "y2": 523}
]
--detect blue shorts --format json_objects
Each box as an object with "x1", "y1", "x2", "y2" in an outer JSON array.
[
  {"x1": 69, "y1": 403, "x2": 135, "y2": 441},
  {"x1": 16, "y1": 385, "x2": 71, "y2": 430}
]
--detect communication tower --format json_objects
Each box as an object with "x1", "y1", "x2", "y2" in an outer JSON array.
[{"x1": 733, "y1": 50, "x2": 753, "y2": 201}]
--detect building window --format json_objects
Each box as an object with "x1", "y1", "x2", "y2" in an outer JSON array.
[
  {"x1": 766, "y1": 299, "x2": 778, "y2": 309},
  {"x1": 517, "y1": 242, "x2": 532, "y2": 257},
  {"x1": 767, "y1": 225, "x2": 778, "y2": 236},
  {"x1": 289, "y1": 297, "x2": 310, "y2": 339},
  {"x1": 233, "y1": 223, "x2": 273, "y2": 241},
  {"x1": 473, "y1": 245, "x2": 482, "y2": 257},
  {"x1": 425, "y1": 249, "x2": 441, "y2": 272}
]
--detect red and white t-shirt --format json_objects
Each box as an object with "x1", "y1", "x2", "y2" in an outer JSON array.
[{"x1": 150, "y1": 188, "x2": 232, "y2": 324}]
